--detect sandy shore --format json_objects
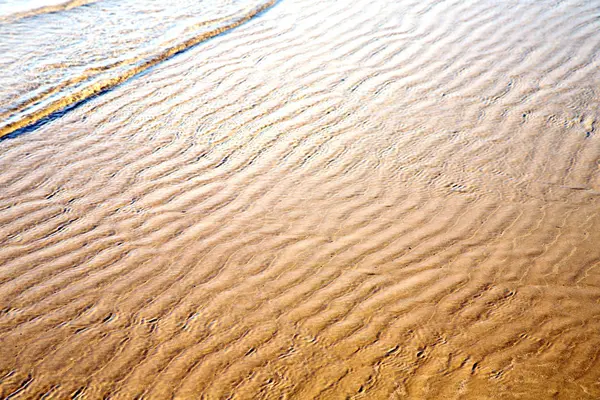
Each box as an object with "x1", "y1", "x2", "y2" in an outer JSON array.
[{"x1": 1, "y1": 0, "x2": 600, "y2": 398}]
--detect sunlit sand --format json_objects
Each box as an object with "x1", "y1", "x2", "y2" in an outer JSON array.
[{"x1": 1, "y1": 0, "x2": 600, "y2": 398}]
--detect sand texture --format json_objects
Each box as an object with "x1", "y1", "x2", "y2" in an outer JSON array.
[{"x1": 1, "y1": 0, "x2": 600, "y2": 398}]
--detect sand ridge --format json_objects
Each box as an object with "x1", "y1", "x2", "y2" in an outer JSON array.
[{"x1": 1, "y1": 0, "x2": 600, "y2": 398}]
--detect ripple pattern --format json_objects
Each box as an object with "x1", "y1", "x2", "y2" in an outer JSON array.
[{"x1": 1, "y1": 0, "x2": 600, "y2": 398}]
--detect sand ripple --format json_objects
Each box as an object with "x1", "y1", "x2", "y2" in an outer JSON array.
[{"x1": 1, "y1": 0, "x2": 600, "y2": 398}]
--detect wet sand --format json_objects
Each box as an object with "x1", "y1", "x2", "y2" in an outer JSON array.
[{"x1": 1, "y1": 0, "x2": 600, "y2": 398}]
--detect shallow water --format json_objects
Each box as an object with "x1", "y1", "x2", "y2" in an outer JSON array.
[
  {"x1": 1, "y1": 0, "x2": 600, "y2": 398},
  {"x1": 0, "y1": 0, "x2": 276, "y2": 136}
]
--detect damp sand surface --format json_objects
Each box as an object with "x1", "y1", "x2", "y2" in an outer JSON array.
[{"x1": 1, "y1": 0, "x2": 600, "y2": 398}]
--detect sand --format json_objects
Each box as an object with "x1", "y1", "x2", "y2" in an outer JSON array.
[{"x1": 1, "y1": 0, "x2": 600, "y2": 398}]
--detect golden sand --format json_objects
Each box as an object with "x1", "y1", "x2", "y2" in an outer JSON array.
[{"x1": 1, "y1": 0, "x2": 600, "y2": 398}]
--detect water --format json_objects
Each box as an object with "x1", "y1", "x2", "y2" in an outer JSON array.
[
  {"x1": 0, "y1": 0, "x2": 276, "y2": 137},
  {"x1": 0, "y1": 0, "x2": 81, "y2": 17}
]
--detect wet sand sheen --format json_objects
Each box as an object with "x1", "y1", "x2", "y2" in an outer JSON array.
[{"x1": 1, "y1": 0, "x2": 600, "y2": 398}]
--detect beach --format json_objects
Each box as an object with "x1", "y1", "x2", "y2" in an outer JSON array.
[{"x1": 1, "y1": 0, "x2": 600, "y2": 398}]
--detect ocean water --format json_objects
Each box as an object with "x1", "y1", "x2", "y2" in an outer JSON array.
[
  {"x1": 0, "y1": 0, "x2": 80, "y2": 17},
  {"x1": 1, "y1": 0, "x2": 600, "y2": 398},
  {"x1": 0, "y1": 0, "x2": 276, "y2": 137}
]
